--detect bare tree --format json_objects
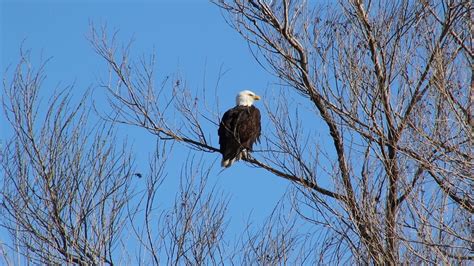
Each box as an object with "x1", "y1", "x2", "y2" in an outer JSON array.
[
  {"x1": 216, "y1": 0, "x2": 473, "y2": 263},
  {"x1": 89, "y1": 0, "x2": 472, "y2": 264},
  {"x1": 4, "y1": 0, "x2": 469, "y2": 264},
  {"x1": 234, "y1": 195, "x2": 310, "y2": 265},
  {"x1": 1, "y1": 51, "x2": 136, "y2": 265},
  {"x1": 0, "y1": 51, "x2": 233, "y2": 265},
  {"x1": 129, "y1": 147, "x2": 229, "y2": 265}
]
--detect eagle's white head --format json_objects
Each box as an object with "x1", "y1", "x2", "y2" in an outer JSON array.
[{"x1": 236, "y1": 90, "x2": 261, "y2": 106}]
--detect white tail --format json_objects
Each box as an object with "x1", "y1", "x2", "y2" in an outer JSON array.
[
  {"x1": 221, "y1": 158, "x2": 236, "y2": 168},
  {"x1": 221, "y1": 149, "x2": 248, "y2": 168}
]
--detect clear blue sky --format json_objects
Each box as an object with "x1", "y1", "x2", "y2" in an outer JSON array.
[{"x1": 1, "y1": 0, "x2": 292, "y2": 247}]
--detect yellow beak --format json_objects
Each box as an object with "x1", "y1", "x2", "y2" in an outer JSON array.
[{"x1": 253, "y1": 95, "x2": 261, "y2": 100}]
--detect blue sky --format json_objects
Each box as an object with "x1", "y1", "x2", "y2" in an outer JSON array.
[{"x1": 1, "y1": 0, "x2": 292, "y2": 248}]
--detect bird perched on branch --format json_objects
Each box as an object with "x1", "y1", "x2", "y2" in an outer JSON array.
[{"x1": 218, "y1": 90, "x2": 261, "y2": 168}]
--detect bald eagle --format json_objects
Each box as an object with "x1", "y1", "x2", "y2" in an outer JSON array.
[{"x1": 218, "y1": 90, "x2": 261, "y2": 168}]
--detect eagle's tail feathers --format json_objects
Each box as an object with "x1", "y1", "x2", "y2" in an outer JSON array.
[
  {"x1": 221, "y1": 158, "x2": 236, "y2": 168},
  {"x1": 222, "y1": 149, "x2": 250, "y2": 168}
]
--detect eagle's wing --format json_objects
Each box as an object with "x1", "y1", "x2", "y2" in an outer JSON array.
[{"x1": 237, "y1": 106, "x2": 261, "y2": 151}]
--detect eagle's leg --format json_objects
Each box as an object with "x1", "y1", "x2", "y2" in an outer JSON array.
[{"x1": 241, "y1": 149, "x2": 249, "y2": 160}]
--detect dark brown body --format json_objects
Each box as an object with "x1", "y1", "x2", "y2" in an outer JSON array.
[{"x1": 218, "y1": 105, "x2": 261, "y2": 167}]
